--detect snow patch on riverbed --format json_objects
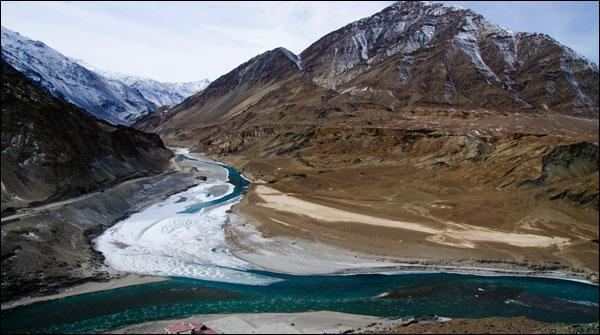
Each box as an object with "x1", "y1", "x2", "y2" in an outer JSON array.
[{"x1": 94, "y1": 157, "x2": 279, "y2": 285}]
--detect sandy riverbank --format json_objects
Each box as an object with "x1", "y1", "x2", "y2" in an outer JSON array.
[
  {"x1": 1, "y1": 150, "x2": 249, "y2": 310},
  {"x1": 226, "y1": 211, "x2": 597, "y2": 284},
  {"x1": 1, "y1": 274, "x2": 167, "y2": 310},
  {"x1": 221, "y1": 148, "x2": 598, "y2": 284},
  {"x1": 108, "y1": 311, "x2": 599, "y2": 334},
  {"x1": 108, "y1": 311, "x2": 408, "y2": 334},
  {"x1": 1, "y1": 151, "x2": 205, "y2": 307}
]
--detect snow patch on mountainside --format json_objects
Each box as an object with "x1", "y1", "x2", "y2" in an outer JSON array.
[
  {"x1": 279, "y1": 48, "x2": 303, "y2": 71},
  {"x1": 454, "y1": 32, "x2": 501, "y2": 84},
  {"x1": 1, "y1": 26, "x2": 209, "y2": 124},
  {"x1": 560, "y1": 50, "x2": 597, "y2": 115},
  {"x1": 98, "y1": 71, "x2": 209, "y2": 107},
  {"x1": 1, "y1": 27, "x2": 151, "y2": 125},
  {"x1": 301, "y1": 0, "x2": 597, "y2": 114}
]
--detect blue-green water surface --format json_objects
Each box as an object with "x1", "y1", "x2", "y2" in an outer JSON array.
[
  {"x1": 2, "y1": 272, "x2": 598, "y2": 333},
  {"x1": 178, "y1": 156, "x2": 250, "y2": 214}
]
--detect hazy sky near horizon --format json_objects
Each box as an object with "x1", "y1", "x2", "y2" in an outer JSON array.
[{"x1": 1, "y1": 1, "x2": 598, "y2": 82}]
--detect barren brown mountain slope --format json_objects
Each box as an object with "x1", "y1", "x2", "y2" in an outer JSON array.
[
  {"x1": 136, "y1": 47, "x2": 302, "y2": 134},
  {"x1": 136, "y1": 1, "x2": 599, "y2": 279},
  {"x1": 1, "y1": 59, "x2": 173, "y2": 214},
  {"x1": 298, "y1": 1, "x2": 598, "y2": 116}
]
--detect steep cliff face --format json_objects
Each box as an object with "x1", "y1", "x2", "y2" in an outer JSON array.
[{"x1": 1, "y1": 59, "x2": 173, "y2": 214}]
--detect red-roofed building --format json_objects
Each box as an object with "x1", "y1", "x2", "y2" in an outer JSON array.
[
  {"x1": 164, "y1": 322, "x2": 194, "y2": 334},
  {"x1": 163, "y1": 322, "x2": 219, "y2": 334}
]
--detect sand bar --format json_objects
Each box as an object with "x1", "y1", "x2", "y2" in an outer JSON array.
[{"x1": 1, "y1": 274, "x2": 167, "y2": 310}]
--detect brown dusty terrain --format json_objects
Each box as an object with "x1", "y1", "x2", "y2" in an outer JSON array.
[
  {"x1": 226, "y1": 153, "x2": 598, "y2": 280},
  {"x1": 377, "y1": 316, "x2": 599, "y2": 334},
  {"x1": 135, "y1": 0, "x2": 599, "y2": 284},
  {"x1": 138, "y1": 32, "x2": 599, "y2": 283},
  {"x1": 148, "y1": 83, "x2": 599, "y2": 279},
  {"x1": 145, "y1": 75, "x2": 599, "y2": 280},
  {"x1": 193, "y1": 123, "x2": 600, "y2": 282}
]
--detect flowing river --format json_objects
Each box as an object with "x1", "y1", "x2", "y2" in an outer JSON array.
[{"x1": 1, "y1": 151, "x2": 598, "y2": 334}]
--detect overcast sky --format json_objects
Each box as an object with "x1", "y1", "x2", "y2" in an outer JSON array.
[{"x1": 1, "y1": 1, "x2": 598, "y2": 82}]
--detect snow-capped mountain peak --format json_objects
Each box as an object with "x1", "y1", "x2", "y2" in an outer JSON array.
[
  {"x1": 1, "y1": 26, "x2": 210, "y2": 124},
  {"x1": 298, "y1": 1, "x2": 598, "y2": 116},
  {"x1": 89, "y1": 68, "x2": 210, "y2": 108}
]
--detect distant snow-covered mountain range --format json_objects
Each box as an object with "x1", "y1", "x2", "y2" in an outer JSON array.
[{"x1": 1, "y1": 26, "x2": 209, "y2": 125}]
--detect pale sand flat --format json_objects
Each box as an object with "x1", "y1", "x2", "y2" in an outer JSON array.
[
  {"x1": 254, "y1": 185, "x2": 570, "y2": 249},
  {"x1": 109, "y1": 311, "x2": 402, "y2": 334}
]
